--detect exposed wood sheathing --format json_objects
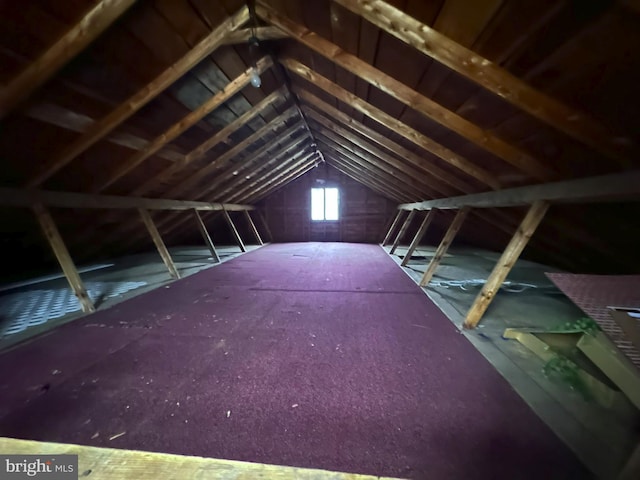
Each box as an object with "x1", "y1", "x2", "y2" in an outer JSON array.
[{"x1": 1, "y1": 0, "x2": 640, "y2": 277}]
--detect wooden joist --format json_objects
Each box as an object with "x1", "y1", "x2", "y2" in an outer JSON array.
[
  {"x1": 244, "y1": 210, "x2": 264, "y2": 245},
  {"x1": 334, "y1": 0, "x2": 635, "y2": 164},
  {"x1": 193, "y1": 209, "x2": 220, "y2": 263},
  {"x1": 0, "y1": 0, "x2": 137, "y2": 119},
  {"x1": 401, "y1": 209, "x2": 437, "y2": 267},
  {"x1": 222, "y1": 210, "x2": 246, "y2": 253},
  {"x1": 132, "y1": 86, "x2": 288, "y2": 196},
  {"x1": 297, "y1": 89, "x2": 474, "y2": 193},
  {"x1": 260, "y1": 3, "x2": 555, "y2": 182},
  {"x1": 139, "y1": 209, "x2": 180, "y2": 279},
  {"x1": 32, "y1": 203, "x2": 96, "y2": 313},
  {"x1": 419, "y1": 207, "x2": 470, "y2": 286},
  {"x1": 329, "y1": 160, "x2": 404, "y2": 203},
  {"x1": 249, "y1": 161, "x2": 319, "y2": 203},
  {"x1": 399, "y1": 169, "x2": 640, "y2": 210},
  {"x1": 223, "y1": 26, "x2": 289, "y2": 44},
  {"x1": 390, "y1": 210, "x2": 417, "y2": 255},
  {"x1": 382, "y1": 211, "x2": 405, "y2": 245},
  {"x1": 258, "y1": 211, "x2": 273, "y2": 242},
  {"x1": 26, "y1": 6, "x2": 250, "y2": 187},
  {"x1": 282, "y1": 58, "x2": 499, "y2": 190},
  {"x1": 94, "y1": 57, "x2": 274, "y2": 193},
  {"x1": 0, "y1": 186, "x2": 253, "y2": 211},
  {"x1": 464, "y1": 201, "x2": 550, "y2": 328}
]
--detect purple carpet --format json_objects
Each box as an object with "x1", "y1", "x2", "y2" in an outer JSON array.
[{"x1": 0, "y1": 243, "x2": 588, "y2": 478}]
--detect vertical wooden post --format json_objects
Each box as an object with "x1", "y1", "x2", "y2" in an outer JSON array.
[
  {"x1": 139, "y1": 208, "x2": 180, "y2": 279},
  {"x1": 390, "y1": 209, "x2": 416, "y2": 255},
  {"x1": 419, "y1": 207, "x2": 470, "y2": 286},
  {"x1": 258, "y1": 211, "x2": 273, "y2": 242},
  {"x1": 193, "y1": 209, "x2": 220, "y2": 263},
  {"x1": 382, "y1": 210, "x2": 404, "y2": 245},
  {"x1": 244, "y1": 210, "x2": 263, "y2": 245},
  {"x1": 32, "y1": 203, "x2": 95, "y2": 313},
  {"x1": 464, "y1": 201, "x2": 550, "y2": 329},
  {"x1": 223, "y1": 209, "x2": 246, "y2": 252},
  {"x1": 401, "y1": 209, "x2": 436, "y2": 266}
]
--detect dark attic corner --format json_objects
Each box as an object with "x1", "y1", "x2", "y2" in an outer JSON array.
[{"x1": 1, "y1": 0, "x2": 640, "y2": 478}]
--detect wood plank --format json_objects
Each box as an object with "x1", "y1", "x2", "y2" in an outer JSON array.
[
  {"x1": 94, "y1": 56, "x2": 274, "y2": 192},
  {"x1": 0, "y1": 186, "x2": 253, "y2": 211},
  {"x1": 258, "y1": 210, "x2": 273, "y2": 242},
  {"x1": 223, "y1": 25, "x2": 289, "y2": 44},
  {"x1": 334, "y1": 0, "x2": 634, "y2": 164},
  {"x1": 282, "y1": 58, "x2": 500, "y2": 190},
  {"x1": 164, "y1": 110, "x2": 301, "y2": 198},
  {"x1": 328, "y1": 161, "x2": 406, "y2": 203},
  {"x1": 464, "y1": 201, "x2": 549, "y2": 328},
  {"x1": 193, "y1": 209, "x2": 220, "y2": 262},
  {"x1": 139, "y1": 208, "x2": 180, "y2": 279},
  {"x1": 258, "y1": 3, "x2": 555, "y2": 181},
  {"x1": 222, "y1": 209, "x2": 246, "y2": 252},
  {"x1": 132, "y1": 86, "x2": 287, "y2": 196},
  {"x1": 401, "y1": 209, "x2": 436, "y2": 266},
  {"x1": 32, "y1": 202, "x2": 95, "y2": 313},
  {"x1": 249, "y1": 161, "x2": 319, "y2": 203},
  {"x1": 26, "y1": 6, "x2": 250, "y2": 187},
  {"x1": 399, "y1": 169, "x2": 640, "y2": 210},
  {"x1": 382, "y1": 210, "x2": 404, "y2": 245},
  {"x1": 419, "y1": 207, "x2": 470, "y2": 286},
  {"x1": 297, "y1": 89, "x2": 474, "y2": 193},
  {"x1": 390, "y1": 209, "x2": 416, "y2": 255},
  {"x1": 432, "y1": 0, "x2": 504, "y2": 47},
  {"x1": 0, "y1": 0, "x2": 137, "y2": 119},
  {"x1": 0, "y1": 437, "x2": 402, "y2": 480},
  {"x1": 244, "y1": 210, "x2": 264, "y2": 245}
]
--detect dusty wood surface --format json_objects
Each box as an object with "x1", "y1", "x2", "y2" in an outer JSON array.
[
  {"x1": 0, "y1": 437, "x2": 403, "y2": 480},
  {"x1": 464, "y1": 201, "x2": 550, "y2": 328},
  {"x1": 32, "y1": 203, "x2": 95, "y2": 313},
  {"x1": 401, "y1": 209, "x2": 436, "y2": 267}
]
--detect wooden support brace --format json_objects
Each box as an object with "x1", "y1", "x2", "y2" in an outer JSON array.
[
  {"x1": 223, "y1": 209, "x2": 246, "y2": 253},
  {"x1": 32, "y1": 203, "x2": 95, "y2": 313},
  {"x1": 382, "y1": 210, "x2": 404, "y2": 245},
  {"x1": 259, "y1": 211, "x2": 273, "y2": 242},
  {"x1": 401, "y1": 209, "x2": 436, "y2": 267},
  {"x1": 390, "y1": 210, "x2": 416, "y2": 255},
  {"x1": 419, "y1": 207, "x2": 470, "y2": 286},
  {"x1": 244, "y1": 210, "x2": 263, "y2": 245},
  {"x1": 464, "y1": 201, "x2": 550, "y2": 328},
  {"x1": 193, "y1": 209, "x2": 220, "y2": 263},
  {"x1": 139, "y1": 209, "x2": 180, "y2": 279}
]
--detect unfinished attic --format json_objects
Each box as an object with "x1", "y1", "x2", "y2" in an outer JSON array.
[{"x1": 2, "y1": 0, "x2": 640, "y2": 478}]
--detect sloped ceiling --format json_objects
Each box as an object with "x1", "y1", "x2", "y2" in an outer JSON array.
[{"x1": 1, "y1": 0, "x2": 640, "y2": 275}]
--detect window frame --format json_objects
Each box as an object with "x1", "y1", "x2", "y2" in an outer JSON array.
[{"x1": 311, "y1": 187, "x2": 340, "y2": 222}]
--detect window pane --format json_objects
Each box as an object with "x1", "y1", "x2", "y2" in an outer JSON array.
[
  {"x1": 324, "y1": 188, "x2": 339, "y2": 220},
  {"x1": 311, "y1": 188, "x2": 325, "y2": 220}
]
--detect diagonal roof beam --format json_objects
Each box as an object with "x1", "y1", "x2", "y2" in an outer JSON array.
[
  {"x1": 131, "y1": 86, "x2": 289, "y2": 196},
  {"x1": 222, "y1": 26, "x2": 289, "y2": 44},
  {"x1": 282, "y1": 58, "x2": 499, "y2": 190},
  {"x1": 93, "y1": 56, "x2": 274, "y2": 192},
  {"x1": 325, "y1": 156, "x2": 407, "y2": 202},
  {"x1": 164, "y1": 110, "x2": 301, "y2": 198},
  {"x1": 334, "y1": 0, "x2": 636, "y2": 164},
  {"x1": 0, "y1": 0, "x2": 137, "y2": 119},
  {"x1": 244, "y1": 157, "x2": 320, "y2": 203},
  {"x1": 315, "y1": 125, "x2": 430, "y2": 199},
  {"x1": 297, "y1": 88, "x2": 474, "y2": 193},
  {"x1": 258, "y1": 3, "x2": 555, "y2": 182},
  {"x1": 26, "y1": 6, "x2": 250, "y2": 187},
  {"x1": 304, "y1": 108, "x2": 453, "y2": 196},
  {"x1": 318, "y1": 140, "x2": 424, "y2": 200}
]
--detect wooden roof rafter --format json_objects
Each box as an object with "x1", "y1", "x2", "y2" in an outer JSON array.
[
  {"x1": 26, "y1": 5, "x2": 251, "y2": 187},
  {"x1": 281, "y1": 58, "x2": 499, "y2": 190},
  {"x1": 257, "y1": 2, "x2": 556, "y2": 182},
  {"x1": 334, "y1": 0, "x2": 638, "y2": 164},
  {"x1": 0, "y1": 0, "x2": 138, "y2": 119}
]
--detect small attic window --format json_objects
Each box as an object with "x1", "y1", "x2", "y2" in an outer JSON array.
[{"x1": 311, "y1": 188, "x2": 339, "y2": 221}]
